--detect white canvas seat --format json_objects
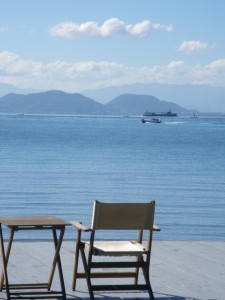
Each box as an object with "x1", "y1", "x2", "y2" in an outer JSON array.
[
  {"x1": 84, "y1": 241, "x2": 147, "y2": 256},
  {"x1": 71, "y1": 200, "x2": 160, "y2": 300}
]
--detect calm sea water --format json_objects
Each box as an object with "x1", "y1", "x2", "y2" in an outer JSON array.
[{"x1": 0, "y1": 114, "x2": 224, "y2": 241}]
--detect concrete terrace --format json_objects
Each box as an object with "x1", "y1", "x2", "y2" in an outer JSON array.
[{"x1": 0, "y1": 241, "x2": 224, "y2": 300}]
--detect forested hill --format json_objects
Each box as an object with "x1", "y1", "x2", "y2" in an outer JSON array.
[
  {"x1": 0, "y1": 90, "x2": 187, "y2": 115},
  {"x1": 105, "y1": 94, "x2": 185, "y2": 115}
]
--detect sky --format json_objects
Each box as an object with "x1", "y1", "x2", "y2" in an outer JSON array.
[{"x1": 1, "y1": 0, "x2": 225, "y2": 93}]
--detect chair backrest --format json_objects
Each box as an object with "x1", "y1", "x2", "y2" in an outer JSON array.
[{"x1": 91, "y1": 200, "x2": 155, "y2": 230}]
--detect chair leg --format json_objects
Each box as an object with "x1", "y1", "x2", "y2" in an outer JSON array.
[
  {"x1": 145, "y1": 272, "x2": 155, "y2": 300},
  {"x1": 80, "y1": 247, "x2": 95, "y2": 300},
  {"x1": 72, "y1": 242, "x2": 80, "y2": 291},
  {"x1": 134, "y1": 255, "x2": 140, "y2": 285},
  {"x1": 138, "y1": 254, "x2": 154, "y2": 300},
  {"x1": 142, "y1": 264, "x2": 154, "y2": 300}
]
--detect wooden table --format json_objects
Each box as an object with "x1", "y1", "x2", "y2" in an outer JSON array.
[{"x1": 0, "y1": 216, "x2": 70, "y2": 299}]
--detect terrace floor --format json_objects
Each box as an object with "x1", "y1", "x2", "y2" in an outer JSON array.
[{"x1": 0, "y1": 241, "x2": 224, "y2": 300}]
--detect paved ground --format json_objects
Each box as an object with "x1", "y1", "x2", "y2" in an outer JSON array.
[{"x1": 0, "y1": 241, "x2": 224, "y2": 300}]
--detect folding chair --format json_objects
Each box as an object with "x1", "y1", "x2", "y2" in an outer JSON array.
[{"x1": 71, "y1": 200, "x2": 160, "y2": 300}]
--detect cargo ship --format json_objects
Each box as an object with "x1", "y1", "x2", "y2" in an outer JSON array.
[{"x1": 143, "y1": 110, "x2": 177, "y2": 117}]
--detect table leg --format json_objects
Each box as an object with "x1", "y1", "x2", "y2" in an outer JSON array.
[
  {"x1": 0, "y1": 227, "x2": 14, "y2": 291},
  {"x1": 48, "y1": 226, "x2": 66, "y2": 299},
  {"x1": 0, "y1": 224, "x2": 13, "y2": 300}
]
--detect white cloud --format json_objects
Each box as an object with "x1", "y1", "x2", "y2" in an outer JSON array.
[
  {"x1": 177, "y1": 40, "x2": 208, "y2": 54},
  {"x1": 152, "y1": 23, "x2": 173, "y2": 32},
  {"x1": 0, "y1": 51, "x2": 43, "y2": 75},
  {"x1": 49, "y1": 18, "x2": 173, "y2": 39},
  {"x1": 192, "y1": 59, "x2": 225, "y2": 85},
  {"x1": 1, "y1": 51, "x2": 225, "y2": 90}
]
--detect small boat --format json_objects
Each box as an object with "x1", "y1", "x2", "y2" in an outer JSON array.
[
  {"x1": 16, "y1": 113, "x2": 24, "y2": 117},
  {"x1": 191, "y1": 114, "x2": 198, "y2": 118},
  {"x1": 142, "y1": 118, "x2": 161, "y2": 124}
]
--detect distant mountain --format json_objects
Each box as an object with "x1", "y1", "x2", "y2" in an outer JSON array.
[
  {"x1": 0, "y1": 82, "x2": 40, "y2": 97},
  {"x1": 105, "y1": 94, "x2": 186, "y2": 115},
  {"x1": 1, "y1": 82, "x2": 225, "y2": 113},
  {"x1": 0, "y1": 90, "x2": 188, "y2": 115},
  {"x1": 82, "y1": 83, "x2": 225, "y2": 113},
  {"x1": 0, "y1": 90, "x2": 105, "y2": 114}
]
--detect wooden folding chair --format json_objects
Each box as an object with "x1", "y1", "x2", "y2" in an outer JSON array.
[{"x1": 71, "y1": 200, "x2": 160, "y2": 300}]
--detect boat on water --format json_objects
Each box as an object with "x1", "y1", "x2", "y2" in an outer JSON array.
[
  {"x1": 142, "y1": 118, "x2": 161, "y2": 124},
  {"x1": 143, "y1": 110, "x2": 177, "y2": 117},
  {"x1": 191, "y1": 114, "x2": 198, "y2": 118}
]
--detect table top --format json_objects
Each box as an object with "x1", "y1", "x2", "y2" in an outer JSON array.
[{"x1": 0, "y1": 216, "x2": 71, "y2": 227}]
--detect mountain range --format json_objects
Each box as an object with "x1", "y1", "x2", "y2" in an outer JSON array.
[
  {"x1": 1, "y1": 82, "x2": 224, "y2": 113},
  {"x1": 0, "y1": 82, "x2": 40, "y2": 97},
  {"x1": 0, "y1": 90, "x2": 188, "y2": 115},
  {"x1": 82, "y1": 83, "x2": 225, "y2": 113}
]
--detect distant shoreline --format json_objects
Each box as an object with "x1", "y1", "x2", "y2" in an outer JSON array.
[{"x1": 1, "y1": 112, "x2": 225, "y2": 117}]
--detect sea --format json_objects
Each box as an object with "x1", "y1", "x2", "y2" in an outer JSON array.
[{"x1": 0, "y1": 114, "x2": 224, "y2": 241}]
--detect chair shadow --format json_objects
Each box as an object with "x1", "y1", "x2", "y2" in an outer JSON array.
[
  {"x1": 1, "y1": 290, "x2": 203, "y2": 300},
  {"x1": 66, "y1": 290, "x2": 204, "y2": 300}
]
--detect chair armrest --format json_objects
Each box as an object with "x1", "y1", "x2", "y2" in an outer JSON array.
[
  {"x1": 153, "y1": 224, "x2": 161, "y2": 231},
  {"x1": 70, "y1": 221, "x2": 92, "y2": 232}
]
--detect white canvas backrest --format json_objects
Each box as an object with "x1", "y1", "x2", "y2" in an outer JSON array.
[{"x1": 91, "y1": 200, "x2": 155, "y2": 230}]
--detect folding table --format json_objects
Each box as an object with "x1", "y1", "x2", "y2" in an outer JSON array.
[{"x1": 0, "y1": 216, "x2": 70, "y2": 299}]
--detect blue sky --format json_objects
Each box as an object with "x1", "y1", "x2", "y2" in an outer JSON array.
[{"x1": 1, "y1": 0, "x2": 225, "y2": 92}]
